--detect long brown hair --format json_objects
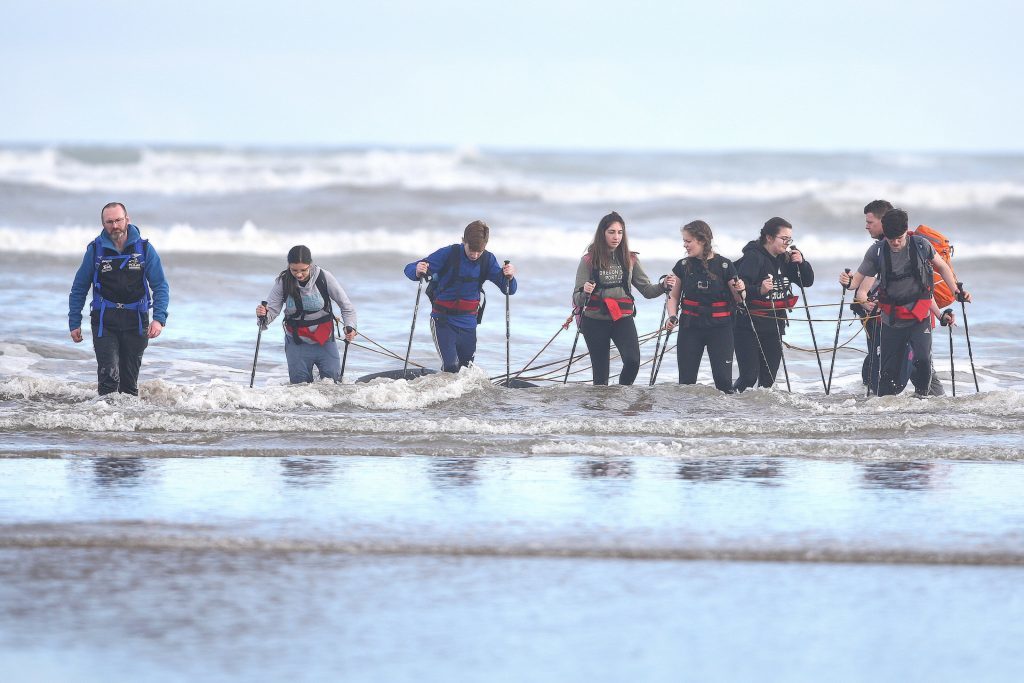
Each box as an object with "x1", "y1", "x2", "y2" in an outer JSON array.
[{"x1": 587, "y1": 211, "x2": 631, "y2": 272}]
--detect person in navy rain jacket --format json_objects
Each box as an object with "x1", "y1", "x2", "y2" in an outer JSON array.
[{"x1": 404, "y1": 220, "x2": 517, "y2": 373}]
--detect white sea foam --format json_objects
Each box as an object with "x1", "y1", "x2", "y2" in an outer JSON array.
[
  {"x1": 0, "y1": 344, "x2": 46, "y2": 377},
  {"x1": 2, "y1": 147, "x2": 1024, "y2": 210},
  {"x1": 3, "y1": 222, "x2": 1019, "y2": 261}
]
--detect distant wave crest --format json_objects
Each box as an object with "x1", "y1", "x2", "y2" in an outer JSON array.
[
  {"x1": 2, "y1": 147, "x2": 1024, "y2": 210},
  {"x1": 2, "y1": 221, "x2": 1021, "y2": 260}
]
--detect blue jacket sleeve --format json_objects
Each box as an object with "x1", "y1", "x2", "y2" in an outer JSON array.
[
  {"x1": 404, "y1": 246, "x2": 454, "y2": 281},
  {"x1": 486, "y1": 253, "x2": 517, "y2": 295},
  {"x1": 145, "y1": 244, "x2": 170, "y2": 325},
  {"x1": 68, "y1": 244, "x2": 95, "y2": 331}
]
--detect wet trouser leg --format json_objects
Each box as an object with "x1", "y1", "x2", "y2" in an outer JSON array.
[
  {"x1": 758, "y1": 327, "x2": 783, "y2": 388},
  {"x1": 433, "y1": 318, "x2": 477, "y2": 373},
  {"x1": 678, "y1": 325, "x2": 734, "y2": 392},
  {"x1": 581, "y1": 316, "x2": 640, "y2": 386},
  {"x1": 732, "y1": 320, "x2": 759, "y2": 392},
  {"x1": 861, "y1": 315, "x2": 879, "y2": 388},
  {"x1": 734, "y1": 319, "x2": 781, "y2": 390},
  {"x1": 92, "y1": 316, "x2": 148, "y2": 396},
  {"x1": 878, "y1": 319, "x2": 932, "y2": 396},
  {"x1": 908, "y1": 321, "x2": 935, "y2": 395},
  {"x1": 928, "y1": 359, "x2": 945, "y2": 396},
  {"x1": 285, "y1": 337, "x2": 342, "y2": 383}
]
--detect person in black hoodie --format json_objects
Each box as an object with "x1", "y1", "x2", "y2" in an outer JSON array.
[
  {"x1": 733, "y1": 217, "x2": 815, "y2": 391},
  {"x1": 664, "y1": 220, "x2": 746, "y2": 392}
]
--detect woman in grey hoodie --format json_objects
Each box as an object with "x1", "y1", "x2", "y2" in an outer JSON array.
[
  {"x1": 255, "y1": 245, "x2": 358, "y2": 383},
  {"x1": 572, "y1": 212, "x2": 672, "y2": 385}
]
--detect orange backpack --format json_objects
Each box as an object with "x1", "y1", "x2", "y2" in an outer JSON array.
[{"x1": 911, "y1": 224, "x2": 956, "y2": 308}]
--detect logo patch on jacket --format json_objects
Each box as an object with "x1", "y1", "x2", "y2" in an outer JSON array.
[{"x1": 100, "y1": 261, "x2": 113, "y2": 273}]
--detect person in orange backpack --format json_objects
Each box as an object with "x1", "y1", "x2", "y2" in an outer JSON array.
[
  {"x1": 839, "y1": 200, "x2": 950, "y2": 395},
  {"x1": 850, "y1": 209, "x2": 970, "y2": 397}
]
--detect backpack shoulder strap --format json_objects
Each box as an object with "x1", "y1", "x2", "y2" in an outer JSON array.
[
  {"x1": 477, "y1": 250, "x2": 491, "y2": 290},
  {"x1": 314, "y1": 269, "x2": 333, "y2": 317}
]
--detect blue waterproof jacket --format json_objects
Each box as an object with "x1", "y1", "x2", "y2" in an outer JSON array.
[
  {"x1": 68, "y1": 224, "x2": 170, "y2": 331},
  {"x1": 404, "y1": 245, "x2": 517, "y2": 330}
]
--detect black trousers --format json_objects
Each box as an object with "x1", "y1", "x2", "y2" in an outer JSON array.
[
  {"x1": 91, "y1": 311, "x2": 149, "y2": 396},
  {"x1": 733, "y1": 315, "x2": 784, "y2": 391},
  {"x1": 581, "y1": 316, "x2": 641, "y2": 386},
  {"x1": 877, "y1": 319, "x2": 933, "y2": 396},
  {"x1": 862, "y1": 314, "x2": 943, "y2": 396},
  {"x1": 677, "y1": 324, "x2": 735, "y2": 392}
]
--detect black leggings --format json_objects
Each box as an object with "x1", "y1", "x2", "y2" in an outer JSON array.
[
  {"x1": 676, "y1": 324, "x2": 735, "y2": 392},
  {"x1": 581, "y1": 316, "x2": 641, "y2": 385},
  {"x1": 733, "y1": 317, "x2": 784, "y2": 391}
]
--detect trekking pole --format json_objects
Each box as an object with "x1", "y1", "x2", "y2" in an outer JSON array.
[
  {"x1": 956, "y1": 281, "x2": 979, "y2": 392},
  {"x1": 736, "y1": 280, "x2": 775, "y2": 389},
  {"x1": 775, "y1": 311, "x2": 791, "y2": 392},
  {"x1": 648, "y1": 276, "x2": 670, "y2": 386},
  {"x1": 826, "y1": 269, "x2": 851, "y2": 395},
  {"x1": 503, "y1": 260, "x2": 511, "y2": 387},
  {"x1": 872, "y1": 308, "x2": 883, "y2": 397},
  {"x1": 563, "y1": 319, "x2": 583, "y2": 385},
  {"x1": 249, "y1": 300, "x2": 268, "y2": 388},
  {"x1": 340, "y1": 328, "x2": 351, "y2": 384},
  {"x1": 940, "y1": 308, "x2": 955, "y2": 397},
  {"x1": 403, "y1": 276, "x2": 428, "y2": 376},
  {"x1": 767, "y1": 274, "x2": 791, "y2": 392},
  {"x1": 791, "y1": 246, "x2": 826, "y2": 392},
  {"x1": 564, "y1": 284, "x2": 594, "y2": 384},
  {"x1": 651, "y1": 319, "x2": 676, "y2": 386}
]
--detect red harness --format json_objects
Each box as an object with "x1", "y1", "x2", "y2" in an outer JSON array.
[
  {"x1": 681, "y1": 299, "x2": 731, "y2": 319},
  {"x1": 879, "y1": 297, "x2": 932, "y2": 322},
  {"x1": 749, "y1": 295, "x2": 799, "y2": 318},
  {"x1": 432, "y1": 298, "x2": 480, "y2": 316},
  {"x1": 286, "y1": 320, "x2": 334, "y2": 345},
  {"x1": 586, "y1": 297, "x2": 635, "y2": 321}
]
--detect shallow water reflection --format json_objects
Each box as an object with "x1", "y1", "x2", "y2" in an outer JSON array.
[
  {"x1": 279, "y1": 457, "x2": 338, "y2": 488},
  {"x1": 91, "y1": 457, "x2": 147, "y2": 489},
  {"x1": 676, "y1": 458, "x2": 784, "y2": 486},
  {"x1": 861, "y1": 462, "x2": 934, "y2": 491}
]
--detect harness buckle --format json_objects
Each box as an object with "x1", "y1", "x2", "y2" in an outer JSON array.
[{"x1": 116, "y1": 303, "x2": 125, "y2": 309}]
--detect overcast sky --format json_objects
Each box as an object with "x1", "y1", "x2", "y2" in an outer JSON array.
[{"x1": 3, "y1": 0, "x2": 1022, "y2": 151}]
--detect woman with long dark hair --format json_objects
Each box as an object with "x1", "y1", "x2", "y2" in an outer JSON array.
[
  {"x1": 256, "y1": 245, "x2": 358, "y2": 383},
  {"x1": 664, "y1": 220, "x2": 745, "y2": 392},
  {"x1": 572, "y1": 211, "x2": 671, "y2": 385}
]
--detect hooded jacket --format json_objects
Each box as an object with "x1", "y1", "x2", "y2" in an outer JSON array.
[{"x1": 735, "y1": 239, "x2": 814, "y2": 334}]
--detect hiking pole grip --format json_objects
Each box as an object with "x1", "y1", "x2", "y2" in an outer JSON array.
[{"x1": 842, "y1": 267, "x2": 851, "y2": 291}]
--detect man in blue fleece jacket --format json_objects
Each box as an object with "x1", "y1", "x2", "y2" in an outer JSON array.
[{"x1": 68, "y1": 202, "x2": 170, "y2": 395}]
